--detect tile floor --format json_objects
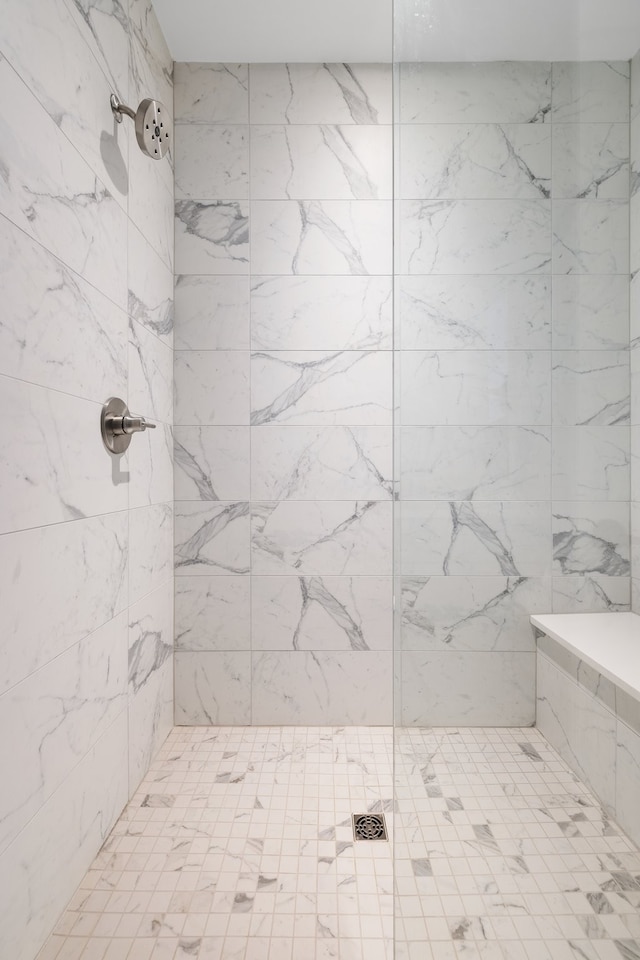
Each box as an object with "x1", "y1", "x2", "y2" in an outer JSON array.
[{"x1": 37, "y1": 726, "x2": 640, "y2": 960}]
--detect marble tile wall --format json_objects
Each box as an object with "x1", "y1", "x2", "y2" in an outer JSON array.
[
  {"x1": 173, "y1": 63, "x2": 394, "y2": 725},
  {"x1": 397, "y1": 61, "x2": 631, "y2": 724},
  {"x1": 631, "y1": 49, "x2": 640, "y2": 611},
  {"x1": 0, "y1": 2, "x2": 174, "y2": 958}
]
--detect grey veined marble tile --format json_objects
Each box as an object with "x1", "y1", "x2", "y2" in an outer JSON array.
[
  {"x1": 400, "y1": 124, "x2": 551, "y2": 200},
  {"x1": 400, "y1": 351, "x2": 551, "y2": 427},
  {"x1": 552, "y1": 275, "x2": 629, "y2": 350},
  {"x1": 552, "y1": 502, "x2": 630, "y2": 577},
  {"x1": 251, "y1": 426, "x2": 393, "y2": 501},
  {"x1": 175, "y1": 502, "x2": 250, "y2": 576},
  {"x1": 249, "y1": 63, "x2": 392, "y2": 125},
  {"x1": 174, "y1": 276, "x2": 250, "y2": 351},
  {"x1": 400, "y1": 501, "x2": 551, "y2": 577},
  {"x1": 551, "y1": 426, "x2": 630, "y2": 500},
  {"x1": 552, "y1": 123, "x2": 629, "y2": 199},
  {"x1": 552, "y1": 200, "x2": 629, "y2": 275},
  {"x1": 175, "y1": 124, "x2": 249, "y2": 200},
  {"x1": 399, "y1": 200, "x2": 551, "y2": 275},
  {"x1": 251, "y1": 500, "x2": 392, "y2": 576},
  {"x1": 251, "y1": 575, "x2": 392, "y2": 651},
  {"x1": 251, "y1": 276, "x2": 392, "y2": 351},
  {"x1": 401, "y1": 576, "x2": 550, "y2": 652},
  {"x1": 175, "y1": 200, "x2": 249, "y2": 274},
  {"x1": 551, "y1": 61, "x2": 630, "y2": 123},
  {"x1": 251, "y1": 125, "x2": 392, "y2": 200},
  {"x1": 399, "y1": 62, "x2": 551, "y2": 124},
  {"x1": 251, "y1": 351, "x2": 392, "y2": 426},
  {"x1": 552, "y1": 351, "x2": 630, "y2": 426},
  {"x1": 398, "y1": 276, "x2": 551, "y2": 350},
  {"x1": 174, "y1": 63, "x2": 248, "y2": 123},
  {"x1": 400, "y1": 426, "x2": 550, "y2": 501},
  {"x1": 251, "y1": 200, "x2": 392, "y2": 275}
]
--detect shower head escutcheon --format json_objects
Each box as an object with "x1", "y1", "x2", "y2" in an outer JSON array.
[{"x1": 110, "y1": 93, "x2": 170, "y2": 159}]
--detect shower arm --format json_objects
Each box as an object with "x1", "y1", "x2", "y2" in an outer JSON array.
[{"x1": 110, "y1": 94, "x2": 136, "y2": 123}]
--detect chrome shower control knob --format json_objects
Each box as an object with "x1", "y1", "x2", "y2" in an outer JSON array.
[{"x1": 101, "y1": 397, "x2": 156, "y2": 455}]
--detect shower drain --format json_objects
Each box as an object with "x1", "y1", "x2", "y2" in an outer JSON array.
[{"x1": 352, "y1": 813, "x2": 388, "y2": 841}]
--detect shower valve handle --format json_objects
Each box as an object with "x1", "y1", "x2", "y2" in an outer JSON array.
[
  {"x1": 101, "y1": 397, "x2": 156, "y2": 455},
  {"x1": 120, "y1": 415, "x2": 156, "y2": 435}
]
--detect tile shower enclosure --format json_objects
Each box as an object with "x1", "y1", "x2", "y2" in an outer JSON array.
[{"x1": 173, "y1": 60, "x2": 632, "y2": 727}]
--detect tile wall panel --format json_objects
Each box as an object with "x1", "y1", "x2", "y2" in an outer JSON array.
[{"x1": 0, "y1": 4, "x2": 174, "y2": 957}]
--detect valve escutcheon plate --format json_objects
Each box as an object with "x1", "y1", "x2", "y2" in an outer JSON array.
[{"x1": 101, "y1": 396, "x2": 131, "y2": 455}]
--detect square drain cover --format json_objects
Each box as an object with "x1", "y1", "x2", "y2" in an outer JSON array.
[{"x1": 352, "y1": 813, "x2": 388, "y2": 841}]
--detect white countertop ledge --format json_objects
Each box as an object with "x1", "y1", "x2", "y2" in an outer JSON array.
[{"x1": 531, "y1": 612, "x2": 640, "y2": 704}]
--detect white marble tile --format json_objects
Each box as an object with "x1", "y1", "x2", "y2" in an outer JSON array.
[
  {"x1": 128, "y1": 585, "x2": 173, "y2": 793},
  {"x1": 398, "y1": 275, "x2": 551, "y2": 350},
  {"x1": 175, "y1": 426, "x2": 250, "y2": 500},
  {"x1": 175, "y1": 577, "x2": 250, "y2": 651},
  {"x1": 0, "y1": 612, "x2": 127, "y2": 857},
  {"x1": 399, "y1": 200, "x2": 551, "y2": 275},
  {"x1": 129, "y1": 318, "x2": 173, "y2": 425},
  {"x1": 252, "y1": 576, "x2": 392, "y2": 652},
  {"x1": 0, "y1": 512, "x2": 128, "y2": 695},
  {"x1": 552, "y1": 426, "x2": 630, "y2": 500},
  {"x1": 0, "y1": 217, "x2": 127, "y2": 402},
  {"x1": 552, "y1": 123, "x2": 629, "y2": 199},
  {"x1": 129, "y1": 0, "x2": 173, "y2": 118},
  {"x1": 0, "y1": 711, "x2": 128, "y2": 960},
  {"x1": 400, "y1": 351, "x2": 551, "y2": 427},
  {"x1": 401, "y1": 576, "x2": 550, "y2": 652},
  {"x1": 251, "y1": 276, "x2": 392, "y2": 350},
  {"x1": 552, "y1": 275, "x2": 629, "y2": 349},
  {"x1": 552, "y1": 351, "x2": 630, "y2": 425},
  {"x1": 551, "y1": 575, "x2": 631, "y2": 613},
  {"x1": 536, "y1": 652, "x2": 616, "y2": 812},
  {"x1": 1, "y1": 0, "x2": 130, "y2": 211},
  {"x1": 174, "y1": 63, "x2": 249, "y2": 123},
  {"x1": 552, "y1": 61, "x2": 630, "y2": 123},
  {"x1": 251, "y1": 200, "x2": 392, "y2": 276},
  {"x1": 128, "y1": 143, "x2": 174, "y2": 271},
  {"x1": 402, "y1": 651, "x2": 535, "y2": 725},
  {"x1": 251, "y1": 351, "x2": 392, "y2": 426},
  {"x1": 128, "y1": 221, "x2": 174, "y2": 348},
  {"x1": 553, "y1": 501, "x2": 630, "y2": 576},
  {"x1": 129, "y1": 502, "x2": 173, "y2": 605},
  {"x1": 249, "y1": 63, "x2": 392, "y2": 125},
  {"x1": 632, "y1": 347, "x2": 640, "y2": 426},
  {"x1": 400, "y1": 124, "x2": 551, "y2": 200},
  {"x1": 251, "y1": 501, "x2": 392, "y2": 576},
  {"x1": 252, "y1": 425, "x2": 392, "y2": 501},
  {"x1": 175, "y1": 124, "x2": 249, "y2": 199},
  {"x1": 252, "y1": 651, "x2": 392, "y2": 725},
  {"x1": 399, "y1": 61, "x2": 551, "y2": 124},
  {"x1": 632, "y1": 195, "x2": 640, "y2": 276},
  {"x1": 401, "y1": 500, "x2": 550, "y2": 578},
  {"x1": 616, "y1": 718, "x2": 640, "y2": 848},
  {"x1": 400, "y1": 426, "x2": 550, "y2": 500},
  {"x1": 174, "y1": 351, "x2": 249, "y2": 426},
  {"x1": 63, "y1": 0, "x2": 129, "y2": 95},
  {"x1": 552, "y1": 200, "x2": 629, "y2": 274},
  {"x1": 175, "y1": 502, "x2": 250, "y2": 576},
  {"x1": 175, "y1": 200, "x2": 249, "y2": 274},
  {"x1": 0, "y1": 56, "x2": 127, "y2": 308},
  {"x1": 175, "y1": 652, "x2": 251, "y2": 724},
  {"x1": 631, "y1": 115, "x2": 640, "y2": 198},
  {"x1": 128, "y1": 420, "x2": 174, "y2": 510},
  {"x1": 0, "y1": 376, "x2": 128, "y2": 535},
  {"x1": 251, "y1": 125, "x2": 392, "y2": 200},
  {"x1": 633, "y1": 577, "x2": 640, "y2": 615},
  {"x1": 632, "y1": 49, "x2": 640, "y2": 121},
  {"x1": 174, "y1": 275, "x2": 249, "y2": 350},
  {"x1": 631, "y1": 502, "x2": 640, "y2": 577}
]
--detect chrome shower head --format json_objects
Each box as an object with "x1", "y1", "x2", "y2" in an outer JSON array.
[{"x1": 110, "y1": 94, "x2": 170, "y2": 160}]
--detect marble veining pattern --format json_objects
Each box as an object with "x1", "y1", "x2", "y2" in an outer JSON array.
[{"x1": 38, "y1": 725, "x2": 640, "y2": 960}]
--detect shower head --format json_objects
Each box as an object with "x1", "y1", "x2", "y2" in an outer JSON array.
[{"x1": 110, "y1": 94, "x2": 170, "y2": 160}]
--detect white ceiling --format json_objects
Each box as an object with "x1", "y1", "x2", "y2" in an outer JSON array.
[{"x1": 153, "y1": 0, "x2": 640, "y2": 64}]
